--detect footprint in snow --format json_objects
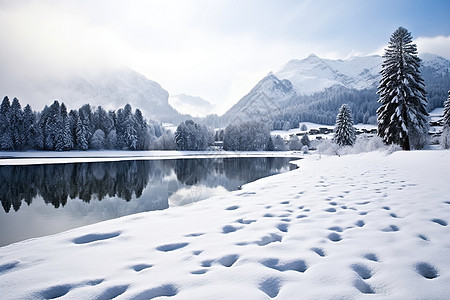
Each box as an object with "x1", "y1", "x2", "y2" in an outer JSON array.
[
  {"x1": 324, "y1": 207, "x2": 336, "y2": 213},
  {"x1": 236, "y1": 218, "x2": 256, "y2": 225},
  {"x1": 130, "y1": 284, "x2": 178, "y2": 299},
  {"x1": 327, "y1": 232, "x2": 342, "y2": 242},
  {"x1": 226, "y1": 205, "x2": 239, "y2": 211},
  {"x1": 363, "y1": 253, "x2": 379, "y2": 262},
  {"x1": 156, "y1": 242, "x2": 189, "y2": 252},
  {"x1": 72, "y1": 231, "x2": 121, "y2": 245},
  {"x1": 328, "y1": 226, "x2": 343, "y2": 232},
  {"x1": 259, "y1": 277, "x2": 282, "y2": 298},
  {"x1": 414, "y1": 262, "x2": 439, "y2": 279},
  {"x1": 132, "y1": 264, "x2": 153, "y2": 272},
  {"x1": 261, "y1": 258, "x2": 308, "y2": 273},
  {"x1": 95, "y1": 285, "x2": 129, "y2": 300},
  {"x1": 0, "y1": 261, "x2": 20, "y2": 275},
  {"x1": 381, "y1": 225, "x2": 399, "y2": 232},
  {"x1": 431, "y1": 218, "x2": 448, "y2": 226},
  {"x1": 276, "y1": 223, "x2": 289, "y2": 233},
  {"x1": 311, "y1": 247, "x2": 326, "y2": 257},
  {"x1": 255, "y1": 233, "x2": 283, "y2": 246},
  {"x1": 222, "y1": 225, "x2": 243, "y2": 234},
  {"x1": 351, "y1": 263, "x2": 373, "y2": 279}
]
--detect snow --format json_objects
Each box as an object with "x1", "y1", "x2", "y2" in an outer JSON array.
[
  {"x1": 0, "y1": 150, "x2": 300, "y2": 166},
  {"x1": 1, "y1": 150, "x2": 450, "y2": 299}
]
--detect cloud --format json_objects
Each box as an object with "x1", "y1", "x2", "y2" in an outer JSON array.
[{"x1": 415, "y1": 35, "x2": 450, "y2": 59}]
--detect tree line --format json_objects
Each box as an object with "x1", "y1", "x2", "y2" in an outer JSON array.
[{"x1": 0, "y1": 97, "x2": 175, "y2": 151}]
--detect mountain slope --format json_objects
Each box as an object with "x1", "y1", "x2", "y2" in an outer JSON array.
[{"x1": 222, "y1": 53, "x2": 450, "y2": 126}]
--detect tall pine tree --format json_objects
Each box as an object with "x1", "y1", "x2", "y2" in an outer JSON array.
[
  {"x1": 377, "y1": 27, "x2": 428, "y2": 150},
  {"x1": 333, "y1": 104, "x2": 356, "y2": 146}
]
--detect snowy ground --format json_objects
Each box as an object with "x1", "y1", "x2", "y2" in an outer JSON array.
[
  {"x1": 0, "y1": 150, "x2": 301, "y2": 166},
  {"x1": 1, "y1": 150, "x2": 450, "y2": 299}
]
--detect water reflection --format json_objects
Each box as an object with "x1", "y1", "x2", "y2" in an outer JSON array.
[{"x1": 0, "y1": 157, "x2": 296, "y2": 246}]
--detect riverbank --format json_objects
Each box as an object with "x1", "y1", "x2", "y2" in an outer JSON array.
[
  {"x1": 1, "y1": 150, "x2": 449, "y2": 299},
  {"x1": 0, "y1": 150, "x2": 302, "y2": 166}
]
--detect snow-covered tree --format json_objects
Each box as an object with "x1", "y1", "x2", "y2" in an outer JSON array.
[
  {"x1": 273, "y1": 135, "x2": 287, "y2": 151},
  {"x1": 333, "y1": 104, "x2": 356, "y2": 146},
  {"x1": 288, "y1": 135, "x2": 302, "y2": 150},
  {"x1": 75, "y1": 116, "x2": 89, "y2": 150},
  {"x1": 90, "y1": 129, "x2": 106, "y2": 149},
  {"x1": 441, "y1": 90, "x2": 450, "y2": 149},
  {"x1": 300, "y1": 123, "x2": 308, "y2": 131},
  {"x1": 175, "y1": 120, "x2": 210, "y2": 151},
  {"x1": 301, "y1": 133, "x2": 311, "y2": 148},
  {"x1": 0, "y1": 96, "x2": 13, "y2": 150},
  {"x1": 223, "y1": 121, "x2": 270, "y2": 151},
  {"x1": 377, "y1": 27, "x2": 428, "y2": 150}
]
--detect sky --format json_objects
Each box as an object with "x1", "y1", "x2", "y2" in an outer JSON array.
[{"x1": 0, "y1": 0, "x2": 450, "y2": 115}]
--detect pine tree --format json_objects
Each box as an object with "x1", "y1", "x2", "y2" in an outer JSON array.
[
  {"x1": 301, "y1": 133, "x2": 311, "y2": 148},
  {"x1": 0, "y1": 96, "x2": 13, "y2": 150},
  {"x1": 441, "y1": 90, "x2": 450, "y2": 149},
  {"x1": 333, "y1": 104, "x2": 356, "y2": 146},
  {"x1": 377, "y1": 27, "x2": 428, "y2": 150}
]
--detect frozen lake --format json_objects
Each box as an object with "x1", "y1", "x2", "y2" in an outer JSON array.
[{"x1": 0, "y1": 157, "x2": 297, "y2": 246}]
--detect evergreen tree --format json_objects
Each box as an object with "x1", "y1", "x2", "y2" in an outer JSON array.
[
  {"x1": 333, "y1": 104, "x2": 356, "y2": 146},
  {"x1": 75, "y1": 116, "x2": 89, "y2": 150},
  {"x1": 441, "y1": 90, "x2": 450, "y2": 149},
  {"x1": 23, "y1": 104, "x2": 35, "y2": 150},
  {"x1": 60, "y1": 103, "x2": 73, "y2": 150},
  {"x1": 377, "y1": 27, "x2": 428, "y2": 150},
  {"x1": 301, "y1": 133, "x2": 311, "y2": 148},
  {"x1": 0, "y1": 96, "x2": 13, "y2": 150},
  {"x1": 273, "y1": 135, "x2": 287, "y2": 151},
  {"x1": 10, "y1": 98, "x2": 24, "y2": 150},
  {"x1": 288, "y1": 135, "x2": 302, "y2": 150}
]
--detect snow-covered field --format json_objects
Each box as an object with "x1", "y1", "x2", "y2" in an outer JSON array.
[{"x1": 1, "y1": 150, "x2": 450, "y2": 299}]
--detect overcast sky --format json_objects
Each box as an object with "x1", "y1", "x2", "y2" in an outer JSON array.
[{"x1": 1, "y1": 0, "x2": 450, "y2": 114}]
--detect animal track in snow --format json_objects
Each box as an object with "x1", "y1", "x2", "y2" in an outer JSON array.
[
  {"x1": 156, "y1": 242, "x2": 189, "y2": 252},
  {"x1": 382, "y1": 206, "x2": 390, "y2": 210},
  {"x1": 390, "y1": 213, "x2": 399, "y2": 218},
  {"x1": 73, "y1": 232, "x2": 121, "y2": 245},
  {"x1": 431, "y1": 218, "x2": 448, "y2": 226},
  {"x1": 414, "y1": 262, "x2": 439, "y2": 279},
  {"x1": 264, "y1": 213, "x2": 275, "y2": 218},
  {"x1": 324, "y1": 208, "x2": 336, "y2": 213},
  {"x1": 296, "y1": 214, "x2": 307, "y2": 219},
  {"x1": 280, "y1": 201, "x2": 290, "y2": 205}
]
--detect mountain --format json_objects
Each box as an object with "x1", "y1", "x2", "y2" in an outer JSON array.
[
  {"x1": 169, "y1": 94, "x2": 215, "y2": 117},
  {"x1": 275, "y1": 54, "x2": 382, "y2": 94},
  {"x1": 222, "y1": 53, "x2": 450, "y2": 127},
  {"x1": 0, "y1": 67, "x2": 184, "y2": 123}
]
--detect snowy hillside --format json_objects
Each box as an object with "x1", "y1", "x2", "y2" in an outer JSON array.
[{"x1": 1, "y1": 150, "x2": 449, "y2": 299}]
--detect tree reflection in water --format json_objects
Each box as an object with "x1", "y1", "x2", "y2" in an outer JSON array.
[{"x1": 0, "y1": 157, "x2": 296, "y2": 213}]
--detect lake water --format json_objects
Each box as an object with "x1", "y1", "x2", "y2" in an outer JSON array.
[{"x1": 0, "y1": 157, "x2": 297, "y2": 247}]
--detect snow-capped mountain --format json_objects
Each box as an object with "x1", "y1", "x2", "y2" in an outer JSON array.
[
  {"x1": 222, "y1": 74, "x2": 296, "y2": 122},
  {"x1": 169, "y1": 94, "x2": 215, "y2": 117},
  {"x1": 222, "y1": 53, "x2": 450, "y2": 125},
  {"x1": 275, "y1": 53, "x2": 382, "y2": 95},
  {"x1": 0, "y1": 68, "x2": 182, "y2": 122}
]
